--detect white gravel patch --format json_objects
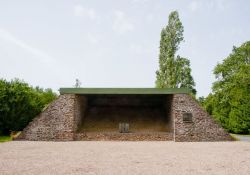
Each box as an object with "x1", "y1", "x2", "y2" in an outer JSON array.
[{"x1": 0, "y1": 141, "x2": 249, "y2": 175}]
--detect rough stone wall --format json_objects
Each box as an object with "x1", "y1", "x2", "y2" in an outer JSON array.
[
  {"x1": 75, "y1": 132, "x2": 173, "y2": 141},
  {"x1": 172, "y1": 94, "x2": 232, "y2": 142},
  {"x1": 17, "y1": 94, "x2": 86, "y2": 141},
  {"x1": 165, "y1": 95, "x2": 174, "y2": 132},
  {"x1": 73, "y1": 95, "x2": 87, "y2": 133}
]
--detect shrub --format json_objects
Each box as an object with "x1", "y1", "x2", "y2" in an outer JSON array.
[{"x1": 0, "y1": 78, "x2": 57, "y2": 135}]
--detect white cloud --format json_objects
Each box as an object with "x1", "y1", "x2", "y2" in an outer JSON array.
[
  {"x1": 87, "y1": 33, "x2": 99, "y2": 45},
  {"x1": 0, "y1": 28, "x2": 55, "y2": 64},
  {"x1": 73, "y1": 5, "x2": 97, "y2": 20},
  {"x1": 74, "y1": 5, "x2": 84, "y2": 16},
  {"x1": 129, "y1": 43, "x2": 153, "y2": 55},
  {"x1": 188, "y1": 0, "x2": 228, "y2": 12},
  {"x1": 216, "y1": 0, "x2": 227, "y2": 11},
  {"x1": 146, "y1": 13, "x2": 154, "y2": 22},
  {"x1": 129, "y1": 44, "x2": 143, "y2": 54},
  {"x1": 131, "y1": 0, "x2": 149, "y2": 4},
  {"x1": 112, "y1": 10, "x2": 134, "y2": 35},
  {"x1": 188, "y1": 1, "x2": 199, "y2": 12}
]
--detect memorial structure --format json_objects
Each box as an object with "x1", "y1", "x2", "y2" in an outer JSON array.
[{"x1": 17, "y1": 88, "x2": 232, "y2": 141}]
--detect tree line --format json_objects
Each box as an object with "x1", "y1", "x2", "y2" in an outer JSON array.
[
  {"x1": 156, "y1": 11, "x2": 250, "y2": 134},
  {"x1": 0, "y1": 79, "x2": 57, "y2": 135}
]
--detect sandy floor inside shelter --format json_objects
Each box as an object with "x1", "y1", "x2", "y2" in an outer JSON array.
[{"x1": 0, "y1": 141, "x2": 249, "y2": 175}]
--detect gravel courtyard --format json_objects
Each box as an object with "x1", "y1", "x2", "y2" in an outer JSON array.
[{"x1": 0, "y1": 141, "x2": 250, "y2": 175}]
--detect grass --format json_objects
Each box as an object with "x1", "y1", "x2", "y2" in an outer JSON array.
[
  {"x1": 230, "y1": 133, "x2": 250, "y2": 137},
  {"x1": 237, "y1": 134, "x2": 250, "y2": 137},
  {"x1": 0, "y1": 136, "x2": 12, "y2": 143},
  {"x1": 230, "y1": 134, "x2": 240, "y2": 141},
  {"x1": 230, "y1": 133, "x2": 250, "y2": 141}
]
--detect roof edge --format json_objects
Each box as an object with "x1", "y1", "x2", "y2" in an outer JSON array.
[{"x1": 59, "y1": 88, "x2": 191, "y2": 95}]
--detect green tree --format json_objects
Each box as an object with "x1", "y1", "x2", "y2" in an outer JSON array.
[
  {"x1": 202, "y1": 41, "x2": 250, "y2": 134},
  {"x1": 155, "y1": 11, "x2": 196, "y2": 94},
  {"x1": 0, "y1": 79, "x2": 57, "y2": 135}
]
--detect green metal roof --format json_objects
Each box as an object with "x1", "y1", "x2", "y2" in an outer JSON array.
[{"x1": 59, "y1": 88, "x2": 190, "y2": 95}]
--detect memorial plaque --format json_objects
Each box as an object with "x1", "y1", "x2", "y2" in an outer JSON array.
[
  {"x1": 183, "y1": 112, "x2": 193, "y2": 123},
  {"x1": 119, "y1": 123, "x2": 129, "y2": 133}
]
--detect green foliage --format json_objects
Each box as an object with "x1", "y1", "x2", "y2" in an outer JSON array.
[
  {"x1": 197, "y1": 96, "x2": 205, "y2": 107},
  {"x1": 202, "y1": 41, "x2": 250, "y2": 134},
  {"x1": 0, "y1": 136, "x2": 12, "y2": 142},
  {"x1": 0, "y1": 79, "x2": 57, "y2": 135},
  {"x1": 156, "y1": 11, "x2": 196, "y2": 95}
]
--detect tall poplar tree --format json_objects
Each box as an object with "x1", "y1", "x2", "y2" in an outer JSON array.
[{"x1": 155, "y1": 11, "x2": 196, "y2": 94}]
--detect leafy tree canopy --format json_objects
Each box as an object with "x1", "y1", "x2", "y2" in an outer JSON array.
[
  {"x1": 0, "y1": 78, "x2": 57, "y2": 135},
  {"x1": 202, "y1": 41, "x2": 250, "y2": 134}
]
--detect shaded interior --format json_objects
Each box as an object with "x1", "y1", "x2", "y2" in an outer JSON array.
[{"x1": 79, "y1": 94, "x2": 173, "y2": 133}]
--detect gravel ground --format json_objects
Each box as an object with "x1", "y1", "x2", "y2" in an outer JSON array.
[{"x1": 0, "y1": 141, "x2": 250, "y2": 175}]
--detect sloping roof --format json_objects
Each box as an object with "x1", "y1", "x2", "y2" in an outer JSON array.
[{"x1": 59, "y1": 88, "x2": 190, "y2": 95}]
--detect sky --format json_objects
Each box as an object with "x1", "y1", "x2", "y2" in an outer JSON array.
[{"x1": 0, "y1": 0, "x2": 250, "y2": 97}]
